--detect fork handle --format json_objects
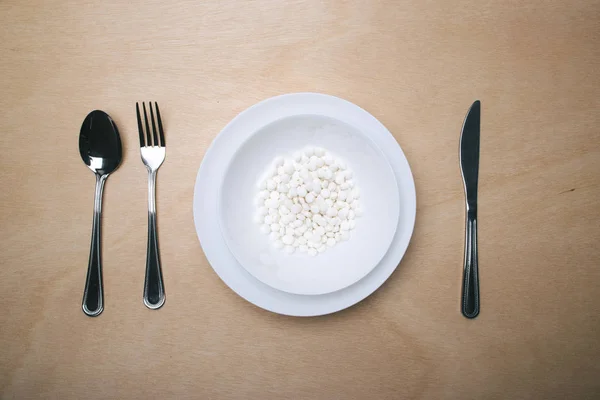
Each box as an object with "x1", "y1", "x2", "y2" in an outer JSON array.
[
  {"x1": 82, "y1": 174, "x2": 106, "y2": 317},
  {"x1": 461, "y1": 209, "x2": 479, "y2": 318},
  {"x1": 144, "y1": 171, "x2": 165, "y2": 309}
]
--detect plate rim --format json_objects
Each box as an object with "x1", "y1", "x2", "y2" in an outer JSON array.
[{"x1": 193, "y1": 92, "x2": 416, "y2": 316}]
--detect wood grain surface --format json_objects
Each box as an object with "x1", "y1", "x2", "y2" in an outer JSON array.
[{"x1": 1, "y1": 0, "x2": 599, "y2": 399}]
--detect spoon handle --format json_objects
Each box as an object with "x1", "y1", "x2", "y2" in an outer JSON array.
[
  {"x1": 82, "y1": 174, "x2": 107, "y2": 317},
  {"x1": 143, "y1": 170, "x2": 165, "y2": 309}
]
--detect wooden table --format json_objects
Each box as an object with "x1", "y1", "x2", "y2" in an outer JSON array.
[{"x1": 1, "y1": 1, "x2": 599, "y2": 398}]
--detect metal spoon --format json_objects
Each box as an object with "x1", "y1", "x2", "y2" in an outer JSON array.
[{"x1": 79, "y1": 110, "x2": 122, "y2": 317}]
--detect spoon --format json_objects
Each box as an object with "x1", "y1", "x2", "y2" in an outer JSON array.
[{"x1": 79, "y1": 110, "x2": 122, "y2": 317}]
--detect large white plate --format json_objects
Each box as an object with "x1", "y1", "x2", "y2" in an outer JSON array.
[
  {"x1": 194, "y1": 93, "x2": 416, "y2": 316},
  {"x1": 219, "y1": 114, "x2": 400, "y2": 295}
]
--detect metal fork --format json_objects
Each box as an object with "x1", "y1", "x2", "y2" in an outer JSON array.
[{"x1": 136, "y1": 102, "x2": 166, "y2": 309}]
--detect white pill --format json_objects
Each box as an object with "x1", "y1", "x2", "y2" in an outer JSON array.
[
  {"x1": 314, "y1": 147, "x2": 325, "y2": 156},
  {"x1": 325, "y1": 225, "x2": 333, "y2": 232},
  {"x1": 335, "y1": 174, "x2": 345, "y2": 185},
  {"x1": 323, "y1": 169, "x2": 333, "y2": 180},
  {"x1": 349, "y1": 220, "x2": 356, "y2": 229},
  {"x1": 258, "y1": 179, "x2": 267, "y2": 190},
  {"x1": 326, "y1": 232, "x2": 334, "y2": 238},
  {"x1": 315, "y1": 226, "x2": 325, "y2": 236},
  {"x1": 305, "y1": 193, "x2": 315, "y2": 203},
  {"x1": 293, "y1": 219, "x2": 303, "y2": 228},
  {"x1": 280, "y1": 174, "x2": 290, "y2": 184},
  {"x1": 333, "y1": 225, "x2": 340, "y2": 232},
  {"x1": 335, "y1": 201, "x2": 348, "y2": 209},
  {"x1": 282, "y1": 235, "x2": 294, "y2": 245},
  {"x1": 326, "y1": 207, "x2": 338, "y2": 217},
  {"x1": 266, "y1": 179, "x2": 276, "y2": 190},
  {"x1": 299, "y1": 245, "x2": 308, "y2": 253},
  {"x1": 302, "y1": 203, "x2": 310, "y2": 211},
  {"x1": 325, "y1": 199, "x2": 334, "y2": 207},
  {"x1": 338, "y1": 208, "x2": 349, "y2": 219},
  {"x1": 338, "y1": 191, "x2": 348, "y2": 201},
  {"x1": 283, "y1": 162, "x2": 294, "y2": 174},
  {"x1": 269, "y1": 231, "x2": 280, "y2": 241},
  {"x1": 327, "y1": 238, "x2": 336, "y2": 247},
  {"x1": 321, "y1": 189, "x2": 330, "y2": 199},
  {"x1": 321, "y1": 180, "x2": 329, "y2": 189},
  {"x1": 308, "y1": 248, "x2": 318, "y2": 256},
  {"x1": 285, "y1": 227, "x2": 295, "y2": 236},
  {"x1": 274, "y1": 239, "x2": 284, "y2": 248},
  {"x1": 279, "y1": 227, "x2": 285, "y2": 235},
  {"x1": 297, "y1": 186, "x2": 308, "y2": 197},
  {"x1": 323, "y1": 154, "x2": 333, "y2": 165},
  {"x1": 260, "y1": 224, "x2": 270, "y2": 234},
  {"x1": 318, "y1": 245, "x2": 327, "y2": 253},
  {"x1": 321, "y1": 236, "x2": 327, "y2": 243},
  {"x1": 264, "y1": 215, "x2": 273, "y2": 225},
  {"x1": 348, "y1": 210, "x2": 355, "y2": 220},
  {"x1": 258, "y1": 206, "x2": 268, "y2": 216},
  {"x1": 304, "y1": 147, "x2": 314, "y2": 156},
  {"x1": 273, "y1": 156, "x2": 284, "y2": 166},
  {"x1": 335, "y1": 232, "x2": 342, "y2": 241},
  {"x1": 330, "y1": 192, "x2": 338, "y2": 200},
  {"x1": 284, "y1": 245, "x2": 295, "y2": 254},
  {"x1": 341, "y1": 231, "x2": 350, "y2": 241},
  {"x1": 310, "y1": 205, "x2": 320, "y2": 214},
  {"x1": 298, "y1": 236, "x2": 307, "y2": 245},
  {"x1": 297, "y1": 213, "x2": 305, "y2": 221},
  {"x1": 340, "y1": 221, "x2": 350, "y2": 231},
  {"x1": 270, "y1": 223, "x2": 280, "y2": 232}
]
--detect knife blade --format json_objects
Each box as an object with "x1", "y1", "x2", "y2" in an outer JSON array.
[{"x1": 459, "y1": 100, "x2": 480, "y2": 319}]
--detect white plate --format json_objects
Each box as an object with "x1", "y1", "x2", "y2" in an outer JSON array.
[
  {"x1": 219, "y1": 114, "x2": 400, "y2": 295},
  {"x1": 194, "y1": 93, "x2": 416, "y2": 316}
]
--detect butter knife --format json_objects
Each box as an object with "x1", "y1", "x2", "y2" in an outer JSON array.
[{"x1": 459, "y1": 100, "x2": 480, "y2": 319}]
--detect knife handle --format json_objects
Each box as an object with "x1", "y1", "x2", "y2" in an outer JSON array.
[{"x1": 461, "y1": 209, "x2": 479, "y2": 318}]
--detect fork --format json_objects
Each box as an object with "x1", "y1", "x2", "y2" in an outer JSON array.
[{"x1": 136, "y1": 102, "x2": 166, "y2": 309}]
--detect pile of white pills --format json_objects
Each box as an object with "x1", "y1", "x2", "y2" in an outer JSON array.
[{"x1": 255, "y1": 147, "x2": 362, "y2": 256}]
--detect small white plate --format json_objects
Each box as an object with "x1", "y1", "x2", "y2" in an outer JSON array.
[
  {"x1": 194, "y1": 93, "x2": 416, "y2": 316},
  {"x1": 219, "y1": 114, "x2": 400, "y2": 295}
]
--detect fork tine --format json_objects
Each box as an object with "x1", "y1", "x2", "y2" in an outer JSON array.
[
  {"x1": 155, "y1": 102, "x2": 165, "y2": 147},
  {"x1": 142, "y1": 102, "x2": 153, "y2": 146},
  {"x1": 149, "y1": 101, "x2": 158, "y2": 147},
  {"x1": 136, "y1": 103, "x2": 145, "y2": 147}
]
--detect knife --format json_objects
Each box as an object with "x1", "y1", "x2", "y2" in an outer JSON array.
[{"x1": 459, "y1": 100, "x2": 480, "y2": 319}]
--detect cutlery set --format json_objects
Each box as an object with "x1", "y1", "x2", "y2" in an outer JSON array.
[
  {"x1": 78, "y1": 99, "x2": 481, "y2": 319},
  {"x1": 79, "y1": 103, "x2": 166, "y2": 317}
]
